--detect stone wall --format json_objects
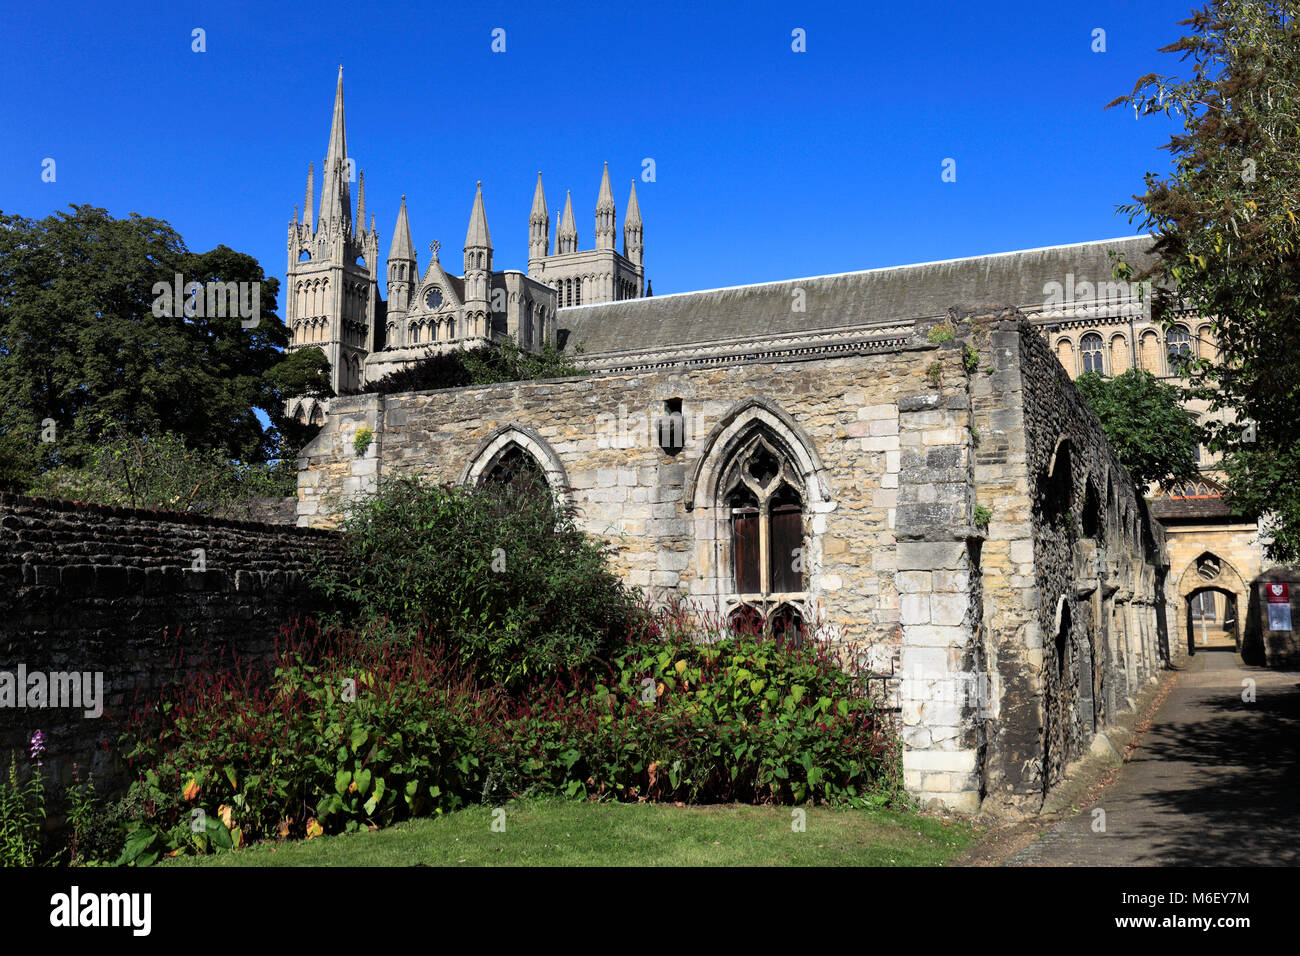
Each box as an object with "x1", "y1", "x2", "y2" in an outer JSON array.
[
  {"x1": 0, "y1": 495, "x2": 343, "y2": 792},
  {"x1": 963, "y1": 308, "x2": 1178, "y2": 807},
  {"x1": 299, "y1": 337, "x2": 951, "y2": 677},
  {"x1": 1245, "y1": 566, "x2": 1300, "y2": 668}
]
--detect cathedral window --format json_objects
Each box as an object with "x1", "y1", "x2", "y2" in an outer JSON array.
[{"x1": 1080, "y1": 333, "x2": 1104, "y2": 374}]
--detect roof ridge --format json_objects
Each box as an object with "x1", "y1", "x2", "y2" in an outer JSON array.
[{"x1": 560, "y1": 235, "x2": 1155, "y2": 309}]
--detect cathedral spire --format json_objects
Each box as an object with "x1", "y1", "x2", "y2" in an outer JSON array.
[
  {"x1": 464, "y1": 181, "x2": 493, "y2": 283},
  {"x1": 557, "y1": 190, "x2": 578, "y2": 254},
  {"x1": 318, "y1": 66, "x2": 352, "y2": 234},
  {"x1": 356, "y1": 169, "x2": 366, "y2": 232},
  {"x1": 386, "y1": 195, "x2": 417, "y2": 315},
  {"x1": 624, "y1": 180, "x2": 643, "y2": 266},
  {"x1": 303, "y1": 162, "x2": 314, "y2": 233},
  {"x1": 529, "y1": 171, "x2": 549, "y2": 260},
  {"x1": 595, "y1": 162, "x2": 616, "y2": 250},
  {"x1": 388, "y1": 194, "x2": 415, "y2": 262},
  {"x1": 465, "y1": 180, "x2": 492, "y2": 251}
]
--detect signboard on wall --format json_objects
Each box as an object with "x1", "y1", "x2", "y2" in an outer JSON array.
[{"x1": 1266, "y1": 583, "x2": 1292, "y2": 632}]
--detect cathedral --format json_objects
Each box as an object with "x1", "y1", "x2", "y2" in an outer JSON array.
[{"x1": 284, "y1": 68, "x2": 645, "y2": 401}]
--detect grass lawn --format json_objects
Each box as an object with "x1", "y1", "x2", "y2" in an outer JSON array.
[{"x1": 164, "y1": 799, "x2": 972, "y2": 867}]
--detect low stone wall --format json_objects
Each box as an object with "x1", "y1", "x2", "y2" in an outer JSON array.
[{"x1": 0, "y1": 495, "x2": 343, "y2": 792}]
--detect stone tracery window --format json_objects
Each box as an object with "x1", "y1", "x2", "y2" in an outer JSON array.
[
  {"x1": 1167, "y1": 324, "x2": 1192, "y2": 372},
  {"x1": 719, "y1": 431, "x2": 807, "y2": 642}
]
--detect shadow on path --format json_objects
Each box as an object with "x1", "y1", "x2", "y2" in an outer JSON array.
[{"x1": 1010, "y1": 649, "x2": 1300, "y2": 866}]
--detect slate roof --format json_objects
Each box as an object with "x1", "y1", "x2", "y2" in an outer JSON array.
[
  {"x1": 558, "y1": 236, "x2": 1158, "y2": 356},
  {"x1": 1148, "y1": 496, "x2": 1236, "y2": 521}
]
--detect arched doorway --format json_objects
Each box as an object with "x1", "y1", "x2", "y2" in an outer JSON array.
[
  {"x1": 1185, "y1": 586, "x2": 1239, "y2": 651},
  {"x1": 1175, "y1": 551, "x2": 1248, "y2": 655}
]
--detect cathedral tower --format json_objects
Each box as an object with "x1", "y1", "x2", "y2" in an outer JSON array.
[
  {"x1": 527, "y1": 165, "x2": 645, "y2": 305},
  {"x1": 285, "y1": 66, "x2": 379, "y2": 394}
]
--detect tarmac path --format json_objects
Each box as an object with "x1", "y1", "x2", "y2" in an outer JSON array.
[{"x1": 1009, "y1": 647, "x2": 1300, "y2": 866}]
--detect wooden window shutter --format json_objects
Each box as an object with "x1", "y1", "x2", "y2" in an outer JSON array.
[
  {"x1": 769, "y1": 503, "x2": 803, "y2": 593},
  {"x1": 732, "y1": 509, "x2": 761, "y2": 594}
]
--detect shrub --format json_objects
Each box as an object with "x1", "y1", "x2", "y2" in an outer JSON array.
[
  {"x1": 352, "y1": 426, "x2": 373, "y2": 457},
  {"x1": 119, "y1": 626, "x2": 504, "y2": 857},
  {"x1": 316, "y1": 476, "x2": 642, "y2": 690},
  {"x1": 27, "y1": 417, "x2": 294, "y2": 510},
  {"x1": 119, "y1": 612, "x2": 900, "y2": 860}
]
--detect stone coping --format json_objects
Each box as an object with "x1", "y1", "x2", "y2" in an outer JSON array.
[{"x1": 0, "y1": 493, "x2": 337, "y2": 537}]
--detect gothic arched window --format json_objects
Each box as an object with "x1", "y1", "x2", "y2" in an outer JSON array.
[
  {"x1": 720, "y1": 432, "x2": 805, "y2": 597},
  {"x1": 1080, "y1": 333, "x2": 1104, "y2": 374},
  {"x1": 480, "y1": 443, "x2": 548, "y2": 496}
]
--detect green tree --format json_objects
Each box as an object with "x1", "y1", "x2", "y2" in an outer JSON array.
[
  {"x1": 1108, "y1": 0, "x2": 1300, "y2": 558},
  {"x1": 1076, "y1": 370, "x2": 1202, "y2": 489},
  {"x1": 361, "y1": 337, "x2": 582, "y2": 395},
  {"x1": 0, "y1": 205, "x2": 309, "y2": 490},
  {"x1": 262, "y1": 345, "x2": 334, "y2": 459}
]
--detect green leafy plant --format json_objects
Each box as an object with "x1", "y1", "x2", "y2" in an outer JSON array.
[
  {"x1": 963, "y1": 344, "x2": 979, "y2": 373},
  {"x1": 64, "y1": 767, "x2": 121, "y2": 866},
  {"x1": 119, "y1": 608, "x2": 902, "y2": 861},
  {"x1": 927, "y1": 361, "x2": 944, "y2": 387},
  {"x1": 26, "y1": 414, "x2": 294, "y2": 510},
  {"x1": 926, "y1": 325, "x2": 956, "y2": 344},
  {"x1": 314, "y1": 476, "x2": 642, "y2": 691},
  {"x1": 352, "y1": 426, "x2": 373, "y2": 457},
  {"x1": 361, "y1": 337, "x2": 583, "y2": 395},
  {"x1": 0, "y1": 733, "x2": 48, "y2": 866},
  {"x1": 973, "y1": 505, "x2": 992, "y2": 530}
]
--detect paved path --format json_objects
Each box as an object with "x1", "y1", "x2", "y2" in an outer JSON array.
[{"x1": 1009, "y1": 648, "x2": 1300, "y2": 866}]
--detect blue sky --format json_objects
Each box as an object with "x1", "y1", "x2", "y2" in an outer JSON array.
[{"x1": 1, "y1": 0, "x2": 1194, "y2": 303}]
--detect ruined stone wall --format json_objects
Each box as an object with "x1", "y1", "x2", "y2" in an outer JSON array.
[
  {"x1": 892, "y1": 343, "x2": 984, "y2": 811},
  {"x1": 0, "y1": 495, "x2": 342, "y2": 791},
  {"x1": 965, "y1": 309, "x2": 1175, "y2": 804}
]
